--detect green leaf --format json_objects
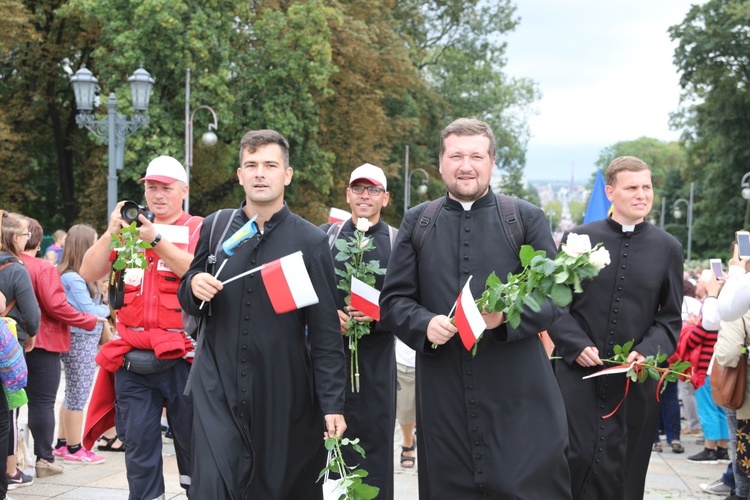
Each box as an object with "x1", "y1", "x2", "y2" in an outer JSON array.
[
  {"x1": 549, "y1": 284, "x2": 572, "y2": 307},
  {"x1": 523, "y1": 294, "x2": 541, "y2": 313},
  {"x1": 519, "y1": 245, "x2": 535, "y2": 267},
  {"x1": 353, "y1": 483, "x2": 380, "y2": 499},
  {"x1": 113, "y1": 260, "x2": 126, "y2": 271}
]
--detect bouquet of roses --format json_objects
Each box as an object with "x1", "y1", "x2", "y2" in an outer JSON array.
[
  {"x1": 466, "y1": 233, "x2": 611, "y2": 355},
  {"x1": 318, "y1": 435, "x2": 379, "y2": 500},
  {"x1": 333, "y1": 219, "x2": 386, "y2": 392}
]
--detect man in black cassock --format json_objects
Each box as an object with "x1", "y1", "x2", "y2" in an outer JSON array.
[
  {"x1": 548, "y1": 156, "x2": 683, "y2": 500},
  {"x1": 320, "y1": 162, "x2": 397, "y2": 499},
  {"x1": 380, "y1": 117, "x2": 572, "y2": 499},
  {"x1": 178, "y1": 130, "x2": 347, "y2": 499}
]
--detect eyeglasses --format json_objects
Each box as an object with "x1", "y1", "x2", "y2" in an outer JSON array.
[
  {"x1": 20, "y1": 232, "x2": 31, "y2": 239},
  {"x1": 349, "y1": 185, "x2": 385, "y2": 196}
]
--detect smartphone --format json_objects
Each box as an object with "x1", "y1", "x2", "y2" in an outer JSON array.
[
  {"x1": 710, "y1": 258, "x2": 723, "y2": 279},
  {"x1": 738, "y1": 231, "x2": 750, "y2": 259}
]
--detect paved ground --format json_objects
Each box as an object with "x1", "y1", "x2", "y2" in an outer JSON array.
[{"x1": 5, "y1": 372, "x2": 732, "y2": 499}]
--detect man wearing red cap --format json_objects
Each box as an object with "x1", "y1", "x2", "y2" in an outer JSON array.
[
  {"x1": 320, "y1": 162, "x2": 397, "y2": 498},
  {"x1": 80, "y1": 155, "x2": 203, "y2": 500}
]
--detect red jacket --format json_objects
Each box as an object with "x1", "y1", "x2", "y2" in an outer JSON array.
[{"x1": 20, "y1": 254, "x2": 97, "y2": 353}]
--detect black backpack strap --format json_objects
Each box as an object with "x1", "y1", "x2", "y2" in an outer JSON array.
[
  {"x1": 207, "y1": 209, "x2": 238, "y2": 273},
  {"x1": 496, "y1": 194, "x2": 525, "y2": 256},
  {"x1": 411, "y1": 198, "x2": 446, "y2": 257},
  {"x1": 325, "y1": 221, "x2": 344, "y2": 250}
]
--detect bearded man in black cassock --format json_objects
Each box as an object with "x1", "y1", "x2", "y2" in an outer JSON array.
[
  {"x1": 380, "y1": 117, "x2": 572, "y2": 499},
  {"x1": 320, "y1": 163, "x2": 397, "y2": 499},
  {"x1": 548, "y1": 156, "x2": 683, "y2": 500},
  {"x1": 178, "y1": 130, "x2": 347, "y2": 499}
]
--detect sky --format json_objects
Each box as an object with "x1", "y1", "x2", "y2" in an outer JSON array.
[{"x1": 503, "y1": 0, "x2": 697, "y2": 181}]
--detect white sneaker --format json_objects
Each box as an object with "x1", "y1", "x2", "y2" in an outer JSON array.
[{"x1": 699, "y1": 479, "x2": 733, "y2": 495}]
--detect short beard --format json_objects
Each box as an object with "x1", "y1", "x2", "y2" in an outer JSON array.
[{"x1": 446, "y1": 181, "x2": 490, "y2": 203}]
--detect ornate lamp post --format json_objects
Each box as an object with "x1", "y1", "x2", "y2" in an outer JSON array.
[
  {"x1": 672, "y1": 181, "x2": 694, "y2": 262},
  {"x1": 71, "y1": 66, "x2": 154, "y2": 217},
  {"x1": 403, "y1": 146, "x2": 429, "y2": 212},
  {"x1": 184, "y1": 68, "x2": 219, "y2": 213}
]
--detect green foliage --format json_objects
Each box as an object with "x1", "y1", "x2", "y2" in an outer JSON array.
[
  {"x1": 0, "y1": 0, "x2": 538, "y2": 234},
  {"x1": 668, "y1": 0, "x2": 750, "y2": 258},
  {"x1": 319, "y1": 436, "x2": 380, "y2": 500},
  {"x1": 109, "y1": 222, "x2": 151, "y2": 270},
  {"x1": 603, "y1": 341, "x2": 691, "y2": 392}
]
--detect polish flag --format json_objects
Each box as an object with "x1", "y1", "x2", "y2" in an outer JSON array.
[
  {"x1": 350, "y1": 277, "x2": 380, "y2": 321},
  {"x1": 454, "y1": 276, "x2": 485, "y2": 351},
  {"x1": 260, "y1": 251, "x2": 319, "y2": 314},
  {"x1": 329, "y1": 207, "x2": 351, "y2": 223}
]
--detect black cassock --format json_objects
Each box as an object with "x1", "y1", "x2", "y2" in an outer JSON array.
[
  {"x1": 320, "y1": 219, "x2": 397, "y2": 499},
  {"x1": 548, "y1": 218, "x2": 683, "y2": 500},
  {"x1": 381, "y1": 191, "x2": 572, "y2": 499},
  {"x1": 179, "y1": 204, "x2": 346, "y2": 500}
]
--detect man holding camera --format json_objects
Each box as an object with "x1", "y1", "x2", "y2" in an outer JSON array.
[{"x1": 80, "y1": 155, "x2": 203, "y2": 500}]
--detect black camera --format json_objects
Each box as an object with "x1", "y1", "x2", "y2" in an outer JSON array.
[{"x1": 120, "y1": 201, "x2": 155, "y2": 227}]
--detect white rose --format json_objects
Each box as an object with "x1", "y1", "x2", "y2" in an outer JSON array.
[
  {"x1": 123, "y1": 268, "x2": 144, "y2": 287},
  {"x1": 562, "y1": 233, "x2": 592, "y2": 257},
  {"x1": 588, "y1": 246, "x2": 611, "y2": 271},
  {"x1": 355, "y1": 218, "x2": 372, "y2": 232}
]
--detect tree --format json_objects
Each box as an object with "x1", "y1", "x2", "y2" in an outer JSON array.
[{"x1": 669, "y1": 0, "x2": 750, "y2": 258}]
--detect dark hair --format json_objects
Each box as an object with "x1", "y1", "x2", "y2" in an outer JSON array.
[
  {"x1": 683, "y1": 279, "x2": 696, "y2": 298},
  {"x1": 605, "y1": 156, "x2": 651, "y2": 186},
  {"x1": 238, "y1": 130, "x2": 290, "y2": 169},
  {"x1": 24, "y1": 217, "x2": 43, "y2": 251},
  {"x1": 440, "y1": 117, "x2": 496, "y2": 159},
  {"x1": 58, "y1": 224, "x2": 98, "y2": 298},
  {"x1": 0, "y1": 211, "x2": 25, "y2": 258}
]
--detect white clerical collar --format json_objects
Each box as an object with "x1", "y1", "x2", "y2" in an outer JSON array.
[
  {"x1": 460, "y1": 201, "x2": 474, "y2": 211},
  {"x1": 621, "y1": 224, "x2": 635, "y2": 232}
]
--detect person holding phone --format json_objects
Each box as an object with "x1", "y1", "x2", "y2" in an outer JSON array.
[{"x1": 717, "y1": 237, "x2": 750, "y2": 322}]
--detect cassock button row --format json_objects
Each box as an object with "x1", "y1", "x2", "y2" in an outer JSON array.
[
  {"x1": 616, "y1": 298, "x2": 620, "y2": 301},
  {"x1": 625, "y1": 243, "x2": 629, "y2": 247},
  {"x1": 477, "y1": 469, "x2": 483, "y2": 474},
  {"x1": 600, "y1": 425, "x2": 605, "y2": 429},
  {"x1": 240, "y1": 413, "x2": 244, "y2": 417},
  {"x1": 241, "y1": 358, "x2": 246, "y2": 363},
  {"x1": 471, "y1": 413, "x2": 477, "y2": 418},
  {"x1": 618, "y1": 287, "x2": 622, "y2": 291},
  {"x1": 620, "y1": 276, "x2": 625, "y2": 280},
  {"x1": 465, "y1": 214, "x2": 471, "y2": 219},
  {"x1": 242, "y1": 330, "x2": 248, "y2": 335},
  {"x1": 622, "y1": 265, "x2": 626, "y2": 269},
  {"x1": 472, "y1": 428, "x2": 478, "y2": 432},
  {"x1": 609, "y1": 341, "x2": 614, "y2": 346},
  {"x1": 464, "y1": 255, "x2": 469, "y2": 260},
  {"x1": 244, "y1": 316, "x2": 250, "y2": 320},
  {"x1": 474, "y1": 441, "x2": 480, "y2": 445},
  {"x1": 600, "y1": 404, "x2": 604, "y2": 409},
  {"x1": 464, "y1": 242, "x2": 469, "y2": 246},
  {"x1": 241, "y1": 371, "x2": 246, "y2": 376},
  {"x1": 470, "y1": 399, "x2": 475, "y2": 404},
  {"x1": 246, "y1": 302, "x2": 251, "y2": 306},
  {"x1": 624, "y1": 253, "x2": 628, "y2": 257},
  {"x1": 241, "y1": 400, "x2": 245, "y2": 405},
  {"x1": 242, "y1": 388, "x2": 246, "y2": 392},
  {"x1": 466, "y1": 371, "x2": 472, "y2": 375},
  {"x1": 465, "y1": 227, "x2": 470, "y2": 232},
  {"x1": 247, "y1": 289, "x2": 251, "y2": 293},
  {"x1": 251, "y1": 260, "x2": 256, "y2": 264},
  {"x1": 600, "y1": 436, "x2": 605, "y2": 441},
  {"x1": 464, "y1": 269, "x2": 469, "y2": 274},
  {"x1": 242, "y1": 345, "x2": 247, "y2": 350},
  {"x1": 475, "y1": 454, "x2": 481, "y2": 459},
  {"x1": 614, "y1": 309, "x2": 618, "y2": 313},
  {"x1": 468, "y1": 385, "x2": 474, "y2": 389}
]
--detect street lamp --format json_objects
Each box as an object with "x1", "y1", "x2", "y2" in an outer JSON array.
[
  {"x1": 672, "y1": 181, "x2": 695, "y2": 262},
  {"x1": 403, "y1": 146, "x2": 429, "y2": 212},
  {"x1": 184, "y1": 68, "x2": 219, "y2": 213},
  {"x1": 649, "y1": 198, "x2": 666, "y2": 229},
  {"x1": 71, "y1": 65, "x2": 154, "y2": 217}
]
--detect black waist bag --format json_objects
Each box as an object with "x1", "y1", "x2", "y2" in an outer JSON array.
[{"x1": 123, "y1": 349, "x2": 179, "y2": 374}]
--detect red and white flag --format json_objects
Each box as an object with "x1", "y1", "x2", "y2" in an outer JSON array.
[
  {"x1": 350, "y1": 276, "x2": 380, "y2": 321},
  {"x1": 454, "y1": 276, "x2": 485, "y2": 351},
  {"x1": 328, "y1": 207, "x2": 351, "y2": 224},
  {"x1": 260, "y1": 251, "x2": 319, "y2": 314}
]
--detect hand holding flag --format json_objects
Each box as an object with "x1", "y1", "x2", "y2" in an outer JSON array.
[{"x1": 199, "y1": 215, "x2": 258, "y2": 309}]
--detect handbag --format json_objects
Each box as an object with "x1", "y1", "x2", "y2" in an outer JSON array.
[{"x1": 711, "y1": 350, "x2": 747, "y2": 409}]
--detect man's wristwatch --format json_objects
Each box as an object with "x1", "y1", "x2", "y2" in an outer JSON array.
[{"x1": 151, "y1": 234, "x2": 162, "y2": 247}]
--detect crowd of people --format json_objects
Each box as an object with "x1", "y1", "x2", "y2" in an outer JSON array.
[{"x1": 3, "y1": 117, "x2": 750, "y2": 500}]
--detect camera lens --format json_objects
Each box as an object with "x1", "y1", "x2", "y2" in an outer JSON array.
[{"x1": 120, "y1": 201, "x2": 141, "y2": 223}]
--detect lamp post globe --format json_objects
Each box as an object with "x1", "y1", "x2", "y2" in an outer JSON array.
[
  {"x1": 201, "y1": 130, "x2": 218, "y2": 147},
  {"x1": 743, "y1": 187, "x2": 750, "y2": 200}
]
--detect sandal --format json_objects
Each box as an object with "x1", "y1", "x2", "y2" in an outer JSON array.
[
  {"x1": 671, "y1": 441, "x2": 684, "y2": 454},
  {"x1": 652, "y1": 442, "x2": 663, "y2": 453},
  {"x1": 97, "y1": 435, "x2": 126, "y2": 452},
  {"x1": 400, "y1": 445, "x2": 416, "y2": 468}
]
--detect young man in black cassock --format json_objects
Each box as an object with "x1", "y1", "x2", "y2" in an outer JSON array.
[
  {"x1": 380, "y1": 118, "x2": 572, "y2": 499},
  {"x1": 178, "y1": 130, "x2": 347, "y2": 499},
  {"x1": 320, "y1": 163, "x2": 397, "y2": 499},
  {"x1": 548, "y1": 156, "x2": 683, "y2": 500}
]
